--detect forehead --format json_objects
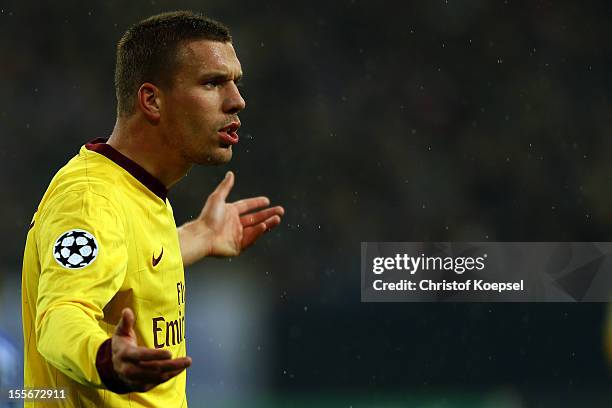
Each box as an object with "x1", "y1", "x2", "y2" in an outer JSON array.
[{"x1": 175, "y1": 39, "x2": 242, "y2": 77}]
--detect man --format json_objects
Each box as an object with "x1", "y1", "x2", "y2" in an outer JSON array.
[{"x1": 21, "y1": 11, "x2": 284, "y2": 407}]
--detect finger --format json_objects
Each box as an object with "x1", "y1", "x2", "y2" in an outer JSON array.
[
  {"x1": 121, "y1": 361, "x2": 189, "y2": 387},
  {"x1": 241, "y1": 223, "x2": 266, "y2": 249},
  {"x1": 211, "y1": 171, "x2": 234, "y2": 201},
  {"x1": 122, "y1": 346, "x2": 172, "y2": 363},
  {"x1": 160, "y1": 367, "x2": 187, "y2": 382},
  {"x1": 240, "y1": 206, "x2": 284, "y2": 227},
  {"x1": 241, "y1": 215, "x2": 282, "y2": 249},
  {"x1": 138, "y1": 356, "x2": 192, "y2": 372},
  {"x1": 263, "y1": 215, "x2": 282, "y2": 231},
  {"x1": 121, "y1": 365, "x2": 168, "y2": 384},
  {"x1": 115, "y1": 308, "x2": 135, "y2": 337},
  {"x1": 232, "y1": 196, "x2": 270, "y2": 214},
  {"x1": 133, "y1": 367, "x2": 186, "y2": 386}
]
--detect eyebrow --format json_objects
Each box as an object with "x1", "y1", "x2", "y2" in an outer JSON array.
[{"x1": 199, "y1": 71, "x2": 243, "y2": 82}]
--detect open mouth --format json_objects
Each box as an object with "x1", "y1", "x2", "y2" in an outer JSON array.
[{"x1": 218, "y1": 121, "x2": 240, "y2": 147}]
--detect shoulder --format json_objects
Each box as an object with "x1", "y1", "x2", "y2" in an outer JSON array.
[
  {"x1": 36, "y1": 174, "x2": 126, "y2": 244},
  {"x1": 39, "y1": 148, "x2": 126, "y2": 218}
]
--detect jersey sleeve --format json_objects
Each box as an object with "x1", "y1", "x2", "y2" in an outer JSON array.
[{"x1": 34, "y1": 189, "x2": 128, "y2": 388}]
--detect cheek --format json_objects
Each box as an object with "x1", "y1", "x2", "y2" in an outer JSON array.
[
  {"x1": 182, "y1": 93, "x2": 217, "y2": 126},
  {"x1": 168, "y1": 88, "x2": 210, "y2": 114},
  {"x1": 164, "y1": 88, "x2": 221, "y2": 144}
]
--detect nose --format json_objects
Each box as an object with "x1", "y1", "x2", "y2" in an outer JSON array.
[{"x1": 223, "y1": 83, "x2": 246, "y2": 114}]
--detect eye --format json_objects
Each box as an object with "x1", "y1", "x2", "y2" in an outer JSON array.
[
  {"x1": 203, "y1": 82, "x2": 216, "y2": 89},
  {"x1": 203, "y1": 79, "x2": 222, "y2": 89}
]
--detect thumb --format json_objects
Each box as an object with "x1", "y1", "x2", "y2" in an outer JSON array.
[
  {"x1": 212, "y1": 171, "x2": 234, "y2": 201},
  {"x1": 115, "y1": 308, "x2": 135, "y2": 337}
]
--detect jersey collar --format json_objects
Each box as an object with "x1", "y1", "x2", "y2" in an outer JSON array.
[{"x1": 85, "y1": 138, "x2": 168, "y2": 201}]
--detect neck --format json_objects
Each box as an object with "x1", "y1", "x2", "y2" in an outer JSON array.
[{"x1": 107, "y1": 115, "x2": 192, "y2": 189}]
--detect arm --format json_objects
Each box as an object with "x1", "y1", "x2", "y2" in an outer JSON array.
[
  {"x1": 34, "y1": 191, "x2": 128, "y2": 388},
  {"x1": 35, "y1": 191, "x2": 189, "y2": 392},
  {"x1": 178, "y1": 171, "x2": 284, "y2": 266}
]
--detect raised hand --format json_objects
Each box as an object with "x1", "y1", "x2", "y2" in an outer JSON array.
[
  {"x1": 112, "y1": 308, "x2": 191, "y2": 392},
  {"x1": 178, "y1": 171, "x2": 284, "y2": 266}
]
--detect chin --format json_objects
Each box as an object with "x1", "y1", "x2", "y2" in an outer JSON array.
[{"x1": 192, "y1": 147, "x2": 233, "y2": 165}]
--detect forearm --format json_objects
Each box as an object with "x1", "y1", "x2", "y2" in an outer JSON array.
[
  {"x1": 178, "y1": 220, "x2": 212, "y2": 267},
  {"x1": 36, "y1": 303, "x2": 110, "y2": 388}
]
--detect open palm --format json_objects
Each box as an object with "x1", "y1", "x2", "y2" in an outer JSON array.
[{"x1": 179, "y1": 172, "x2": 284, "y2": 265}]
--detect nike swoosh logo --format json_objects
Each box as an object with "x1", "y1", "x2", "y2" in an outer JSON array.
[{"x1": 152, "y1": 247, "x2": 164, "y2": 267}]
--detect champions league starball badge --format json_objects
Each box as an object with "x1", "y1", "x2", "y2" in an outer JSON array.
[{"x1": 53, "y1": 229, "x2": 99, "y2": 269}]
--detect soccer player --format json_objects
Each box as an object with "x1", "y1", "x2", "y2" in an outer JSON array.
[{"x1": 21, "y1": 11, "x2": 284, "y2": 407}]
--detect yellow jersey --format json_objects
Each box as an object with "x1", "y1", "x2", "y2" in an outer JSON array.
[{"x1": 22, "y1": 138, "x2": 187, "y2": 407}]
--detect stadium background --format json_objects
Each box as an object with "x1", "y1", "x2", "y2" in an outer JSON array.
[{"x1": 2, "y1": 0, "x2": 612, "y2": 406}]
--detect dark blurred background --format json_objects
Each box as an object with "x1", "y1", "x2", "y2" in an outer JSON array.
[{"x1": 2, "y1": 0, "x2": 612, "y2": 406}]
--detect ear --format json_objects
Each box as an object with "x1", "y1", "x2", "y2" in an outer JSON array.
[{"x1": 136, "y1": 82, "x2": 162, "y2": 122}]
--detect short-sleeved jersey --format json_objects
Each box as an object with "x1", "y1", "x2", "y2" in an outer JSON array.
[{"x1": 22, "y1": 138, "x2": 187, "y2": 407}]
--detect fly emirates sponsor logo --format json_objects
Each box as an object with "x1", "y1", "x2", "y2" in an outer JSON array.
[{"x1": 152, "y1": 281, "x2": 186, "y2": 348}]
